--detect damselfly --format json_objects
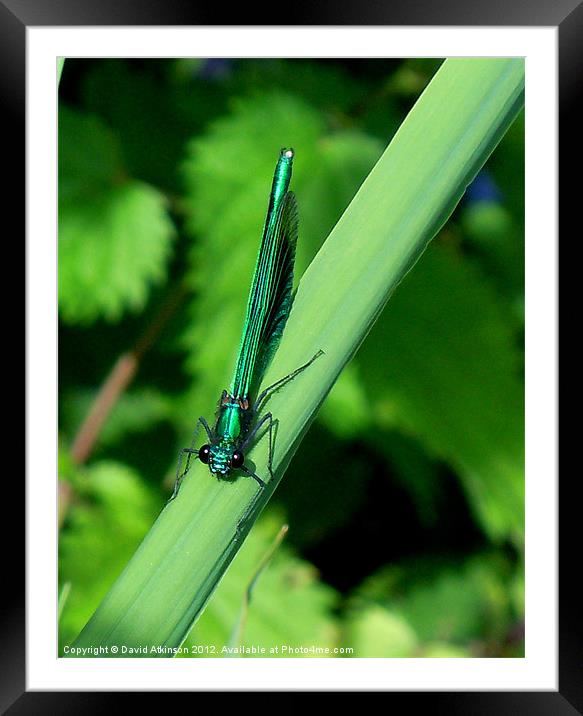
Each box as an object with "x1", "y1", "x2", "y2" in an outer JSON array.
[{"x1": 171, "y1": 148, "x2": 322, "y2": 506}]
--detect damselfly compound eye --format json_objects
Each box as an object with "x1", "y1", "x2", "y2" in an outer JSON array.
[
  {"x1": 198, "y1": 444, "x2": 211, "y2": 464},
  {"x1": 231, "y1": 451, "x2": 244, "y2": 468}
]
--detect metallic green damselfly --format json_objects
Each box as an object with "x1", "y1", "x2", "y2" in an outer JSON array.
[{"x1": 171, "y1": 148, "x2": 322, "y2": 507}]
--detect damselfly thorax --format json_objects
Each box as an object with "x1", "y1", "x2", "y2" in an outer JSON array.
[{"x1": 200, "y1": 391, "x2": 251, "y2": 476}]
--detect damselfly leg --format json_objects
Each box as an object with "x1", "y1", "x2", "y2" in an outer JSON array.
[
  {"x1": 169, "y1": 415, "x2": 213, "y2": 502},
  {"x1": 241, "y1": 349, "x2": 323, "y2": 491},
  {"x1": 234, "y1": 352, "x2": 323, "y2": 539},
  {"x1": 234, "y1": 412, "x2": 278, "y2": 540},
  {"x1": 254, "y1": 349, "x2": 324, "y2": 414}
]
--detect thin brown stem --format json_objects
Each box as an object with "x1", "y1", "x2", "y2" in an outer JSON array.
[
  {"x1": 70, "y1": 352, "x2": 138, "y2": 465},
  {"x1": 69, "y1": 281, "x2": 188, "y2": 466}
]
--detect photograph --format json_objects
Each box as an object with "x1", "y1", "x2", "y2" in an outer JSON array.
[{"x1": 57, "y1": 57, "x2": 525, "y2": 660}]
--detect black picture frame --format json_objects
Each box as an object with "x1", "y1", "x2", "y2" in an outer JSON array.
[{"x1": 11, "y1": 0, "x2": 573, "y2": 709}]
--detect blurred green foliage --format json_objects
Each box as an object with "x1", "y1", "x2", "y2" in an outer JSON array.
[{"x1": 58, "y1": 58, "x2": 524, "y2": 658}]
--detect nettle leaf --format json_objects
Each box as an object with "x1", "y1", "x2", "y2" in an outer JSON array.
[
  {"x1": 183, "y1": 93, "x2": 325, "y2": 238},
  {"x1": 358, "y1": 241, "x2": 524, "y2": 544},
  {"x1": 59, "y1": 106, "x2": 175, "y2": 324},
  {"x1": 182, "y1": 513, "x2": 338, "y2": 657}
]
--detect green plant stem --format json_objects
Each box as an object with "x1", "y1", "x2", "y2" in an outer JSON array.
[
  {"x1": 68, "y1": 58, "x2": 524, "y2": 656},
  {"x1": 226, "y1": 523, "x2": 289, "y2": 653}
]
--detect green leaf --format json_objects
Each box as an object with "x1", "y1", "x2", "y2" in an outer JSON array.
[
  {"x1": 344, "y1": 604, "x2": 474, "y2": 656},
  {"x1": 59, "y1": 107, "x2": 175, "y2": 324},
  {"x1": 461, "y1": 200, "x2": 524, "y2": 304},
  {"x1": 487, "y1": 109, "x2": 525, "y2": 225},
  {"x1": 357, "y1": 552, "x2": 522, "y2": 651},
  {"x1": 59, "y1": 106, "x2": 123, "y2": 200},
  {"x1": 376, "y1": 430, "x2": 445, "y2": 528},
  {"x1": 358, "y1": 242, "x2": 524, "y2": 544},
  {"x1": 59, "y1": 461, "x2": 160, "y2": 651},
  {"x1": 421, "y1": 642, "x2": 472, "y2": 657},
  {"x1": 345, "y1": 605, "x2": 419, "y2": 657}
]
